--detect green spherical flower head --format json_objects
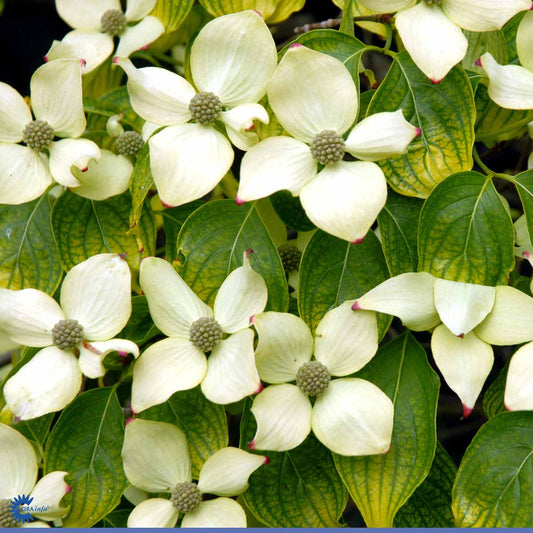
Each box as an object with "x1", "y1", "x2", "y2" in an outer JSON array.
[
  {"x1": 278, "y1": 244, "x2": 302, "y2": 273},
  {"x1": 189, "y1": 316, "x2": 223, "y2": 352},
  {"x1": 116, "y1": 131, "x2": 144, "y2": 156},
  {"x1": 0, "y1": 499, "x2": 20, "y2": 528},
  {"x1": 22, "y1": 120, "x2": 54, "y2": 151},
  {"x1": 189, "y1": 92, "x2": 222, "y2": 125},
  {"x1": 52, "y1": 319, "x2": 84, "y2": 351},
  {"x1": 170, "y1": 482, "x2": 202, "y2": 513},
  {"x1": 310, "y1": 130, "x2": 345, "y2": 165},
  {"x1": 296, "y1": 361, "x2": 330, "y2": 396},
  {"x1": 101, "y1": 9, "x2": 127, "y2": 36}
]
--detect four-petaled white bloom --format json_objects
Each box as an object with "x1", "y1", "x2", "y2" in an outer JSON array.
[
  {"x1": 358, "y1": 0, "x2": 532, "y2": 83},
  {"x1": 114, "y1": 10, "x2": 277, "y2": 208},
  {"x1": 122, "y1": 418, "x2": 267, "y2": 527},
  {"x1": 0, "y1": 423, "x2": 70, "y2": 526},
  {"x1": 0, "y1": 254, "x2": 139, "y2": 420},
  {"x1": 248, "y1": 304, "x2": 394, "y2": 456},
  {"x1": 46, "y1": 0, "x2": 165, "y2": 74},
  {"x1": 0, "y1": 59, "x2": 100, "y2": 205},
  {"x1": 236, "y1": 44, "x2": 420, "y2": 243},
  {"x1": 353, "y1": 272, "x2": 533, "y2": 415},
  {"x1": 132, "y1": 252, "x2": 268, "y2": 412}
]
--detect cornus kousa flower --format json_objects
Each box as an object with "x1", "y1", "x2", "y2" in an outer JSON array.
[
  {"x1": 0, "y1": 423, "x2": 70, "y2": 527},
  {"x1": 248, "y1": 304, "x2": 394, "y2": 456},
  {"x1": 236, "y1": 45, "x2": 420, "y2": 243},
  {"x1": 114, "y1": 10, "x2": 277, "y2": 208},
  {"x1": 0, "y1": 254, "x2": 138, "y2": 420},
  {"x1": 46, "y1": 0, "x2": 165, "y2": 74},
  {"x1": 122, "y1": 419, "x2": 267, "y2": 527},
  {"x1": 0, "y1": 58, "x2": 100, "y2": 205},
  {"x1": 352, "y1": 272, "x2": 533, "y2": 416},
  {"x1": 132, "y1": 252, "x2": 268, "y2": 412},
  {"x1": 357, "y1": 0, "x2": 532, "y2": 82}
]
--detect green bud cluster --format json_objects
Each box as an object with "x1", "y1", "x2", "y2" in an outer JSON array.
[
  {"x1": 22, "y1": 120, "x2": 54, "y2": 151},
  {"x1": 0, "y1": 500, "x2": 20, "y2": 528},
  {"x1": 189, "y1": 316, "x2": 223, "y2": 352},
  {"x1": 170, "y1": 482, "x2": 202, "y2": 513},
  {"x1": 52, "y1": 319, "x2": 84, "y2": 351},
  {"x1": 296, "y1": 361, "x2": 330, "y2": 396},
  {"x1": 101, "y1": 9, "x2": 127, "y2": 36},
  {"x1": 116, "y1": 131, "x2": 144, "y2": 156},
  {"x1": 278, "y1": 244, "x2": 302, "y2": 273},
  {"x1": 310, "y1": 130, "x2": 345, "y2": 165},
  {"x1": 189, "y1": 92, "x2": 222, "y2": 124}
]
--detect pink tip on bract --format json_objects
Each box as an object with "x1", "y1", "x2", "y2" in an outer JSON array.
[
  {"x1": 524, "y1": 251, "x2": 531, "y2": 259},
  {"x1": 246, "y1": 248, "x2": 256, "y2": 258},
  {"x1": 458, "y1": 333, "x2": 465, "y2": 339},
  {"x1": 380, "y1": 444, "x2": 391, "y2": 455},
  {"x1": 252, "y1": 9, "x2": 262, "y2": 17},
  {"x1": 43, "y1": 55, "x2": 49, "y2": 62},
  {"x1": 351, "y1": 236, "x2": 365, "y2": 245},
  {"x1": 235, "y1": 196, "x2": 245, "y2": 206},
  {"x1": 248, "y1": 439, "x2": 256, "y2": 450},
  {"x1": 65, "y1": 485, "x2": 72, "y2": 494},
  {"x1": 254, "y1": 382, "x2": 264, "y2": 395},
  {"x1": 430, "y1": 78, "x2": 442, "y2": 85},
  {"x1": 119, "y1": 252, "x2": 127, "y2": 260},
  {"x1": 250, "y1": 315, "x2": 256, "y2": 324},
  {"x1": 530, "y1": 1, "x2": 533, "y2": 9},
  {"x1": 118, "y1": 351, "x2": 128, "y2": 358},
  {"x1": 79, "y1": 58, "x2": 87, "y2": 67},
  {"x1": 161, "y1": 199, "x2": 175, "y2": 208},
  {"x1": 462, "y1": 404, "x2": 473, "y2": 418},
  {"x1": 129, "y1": 221, "x2": 137, "y2": 229},
  {"x1": 289, "y1": 43, "x2": 304, "y2": 49},
  {"x1": 475, "y1": 57, "x2": 482, "y2": 67},
  {"x1": 125, "y1": 416, "x2": 136, "y2": 426},
  {"x1": 112, "y1": 56, "x2": 120, "y2": 64},
  {"x1": 139, "y1": 247, "x2": 144, "y2": 254},
  {"x1": 140, "y1": 44, "x2": 149, "y2": 51},
  {"x1": 415, "y1": 127, "x2": 422, "y2": 137},
  {"x1": 81, "y1": 166, "x2": 88, "y2": 172},
  {"x1": 263, "y1": 456, "x2": 270, "y2": 465},
  {"x1": 352, "y1": 301, "x2": 361, "y2": 310},
  {"x1": 13, "y1": 416, "x2": 21, "y2": 424}
]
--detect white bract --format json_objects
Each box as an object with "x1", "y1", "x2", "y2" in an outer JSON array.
[
  {"x1": 132, "y1": 252, "x2": 268, "y2": 412},
  {"x1": 47, "y1": 0, "x2": 164, "y2": 74},
  {"x1": 122, "y1": 419, "x2": 266, "y2": 527},
  {"x1": 0, "y1": 423, "x2": 70, "y2": 526},
  {"x1": 0, "y1": 59, "x2": 101, "y2": 205},
  {"x1": 114, "y1": 10, "x2": 277, "y2": 208},
  {"x1": 354, "y1": 272, "x2": 533, "y2": 415},
  {"x1": 248, "y1": 304, "x2": 394, "y2": 456},
  {"x1": 0, "y1": 254, "x2": 138, "y2": 420},
  {"x1": 236, "y1": 45, "x2": 419, "y2": 243}
]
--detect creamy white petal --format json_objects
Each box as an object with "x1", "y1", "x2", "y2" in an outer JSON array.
[
  {"x1": 30, "y1": 59, "x2": 86, "y2": 138},
  {"x1": 115, "y1": 58, "x2": 194, "y2": 125},
  {"x1": 131, "y1": 338, "x2": 207, "y2": 414},
  {"x1": 354, "y1": 272, "x2": 440, "y2": 331},
  {"x1": 197, "y1": 447, "x2": 266, "y2": 496},
  {"x1": 116, "y1": 17, "x2": 165, "y2": 58},
  {"x1": 253, "y1": 312, "x2": 313, "y2": 384},
  {"x1": 237, "y1": 136, "x2": 316, "y2": 203},
  {"x1": 190, "y1": 11, "x2": 277, "y2": 106},
  {"x1": 48, "y1": 138, "x2": 100, "y2": 188},
  {"x1": 123, "y1": 419, "x2": 191, "y2": 492},
  {"x1": 149, "y1": 123, "x2": 233, "y2": 207},
  {"x1": 299, "y1": 161, "x2": 387, "y2": 243},
  {"x1": 434, "y1": 279, "x2": 495, "y2": 337},
  {"x1": 139, "y1": 257, "x2": 212, "y2": 338},
  {"x1": 505, "y1": 342, "x2": 533, "y2": 411},
  {"x1": 249, "y1": 384, "x2": 312, "y2": 451},
  {"x1": 201, "y1": 329, "x2": 260, "y2": 404},
  {"x1": 431, "y1": 325, "x2": 493, "y2": 415},
  {"x1": 443, "y1": 0, "x2": 531, "y2": 31},
  {"x1": 268, "y1": 45, "x2": 358, "y2": 142},
  {"x1": 396, "y1": 3, "x2": 468, "y2": 82},
  {"x1": 56, "y1": 0, "x2": 119, "y2": 30},
  {"x1": 358, "y1": 0, "x2": 414, "y2": 12},
  {"x1": 79, "y1": 338, "x2": 139, "y2": 379},
  {"x1": 45, "y1": 31, "x2": 114, "y2": 74},
  {"x1": 214, "y1": 254, "x2": 268, "y2": 333},
  {"x1": 344, "y1": 110, "x2": 419, "y2": 161},
  {"x1": 0, "y1": 82, "x2": 31, "y2": 142},
  {"x1": 0, "y1": 288, "x2": 64, "y2": 346},
  {"x1": 4, "y1": 347, "x2": 82, "y2": 420},
  {"x1": 71, "y1": 149, "x2": 132, "y2": 200},
  {"x1": 123, "y1": 485, "x2": 150, "y2": 506},
  {"x1": 475, "y1": 285, "x2": 533, "y2": 345},
  {"x1": 0, "y1": 144, "x2": 52, "y2": 205},
  {"x1": 30, "y1": 471, "x2": 69, "y2": 520},
  {"x1": 479, "y1": 52, "x2": 533, "y2": 110},
  {"x1": 0, "y1": 423, "x2": 37, "y2": 499},
  {"x1": 125, "y1": 0, "x2": 157, "y2": 21},
  {"x1": 314, "y1": 302, "x2": 378, "y2": 376},
  {"x1": 219, "y1": 103, "x2": 269, "y2": 151},
  {"x1": 517, "y1": 11, "x2": 533, "y2": 72},
  {"x1": 21, "y1": 522, "x2": 49, "y2": 528},
  {"x1": 312, "y1": 378, "x2": 394, "y2": 456},
  {"x1": 181, "y1": 498, "x2": 247, "y2": 528},
  {"x1": 127, "y1": 498, "x2": 179, "y2": 528},
  {"x1": 60, "y1": 253, "x2": 131, "y2": 341},
  {"x1": 0, "y1": 330, "x2": 18, "y2": 353}
]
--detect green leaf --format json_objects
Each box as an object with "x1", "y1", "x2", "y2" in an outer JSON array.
[
  {"x1": 502, "y1": 11, "x2": 527, "y2": 64},
  {"x1": 51, "y1": 191, "x2": 156, "y2": 273},
  {"x1": 82, "y1": 61, "x2": 123, "y2": 99},
  {"x1": 160, "y1": 201, "x2": 204, "y2": 260},
  {"x1": 129, "y1": 143, "x2": 154, "y2": 231},
  {"x1": 176, "y1": 199, "x2": 288, "y2": 312},
  {"x1": 340, "y1": 0, "x2": 355, "y2": 36},
  {"x1": 44, "y1": 388, "x2": 128, "y2": 527},
  {"x1": 13, "y1": 413, "x2": 54, "y2": 459},
  {"x1": 510, "y1": 170, "x2": 533, "y2": 242},
  {"x1": 335, "y1": 333, "x2": 440, "y2": 527},
  {"x1": 198, "y1": 0, "x2": 303, "y2": 23},
  {"x1": 298, "y1": 230, "x2": 391, "y2": 336},
  {"x1": 98, "y1": 509, "x2": 131, "y2": 528},
  {"x1": 418, "y1": 171, "x2": 515, "y2": 285},
  {"x1": 269, "y1": 191, "x2": 315, "y2": 232},
  {"x1": 140, "y1": 387, "x2": 228, "y2": 478},
  {"x1": 377, "y1": 190, "x2": 423, "y2": 276},
  {"x1": 150, "y1": 0, "x2": 194, "y2": 31},
  {"x1": 453, "y1": 411, "x2": 533, "y2": 527},
  {"x1": 117, "y1": 296, "x2": 159, "y2": 345},
  {"x1": 394, "y1": 442, "x2": 456, "y2": 527},
  {"x1": 0, "y1": 196, "x2": 63, "y2": 294},
  {"x1": 483, "y1": 362, "x2": 509, "y2": 419},
  {"x1": 368, "y1": 52, "x2": 475, "y2": 197},
  {"x1": 463, "y1": 29, "x2": 508, "y2": 74}
]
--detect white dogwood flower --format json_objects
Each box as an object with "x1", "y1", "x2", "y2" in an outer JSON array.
[
  {"x1": 0, "y1": 254, "x2": 138, "y2": 420},
  {"x1": 0, "y1": 59, "x2": 100, "y2": 205},
  {"x1": 114, "y1": 10, "x2": 277, "y2": 207},
  {"x1": 248, "y1": 304, "x2": 394, "y2": 456},
  {"x1": 122, "y1": 419, "x2": 267, "y2": 527},
  {"x1": 46, "y1": 0, "x2": 164, "y2": 73},
  {"x1": 236, "y1": 45, "x2": 419, "y2": 243}
]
